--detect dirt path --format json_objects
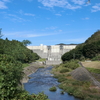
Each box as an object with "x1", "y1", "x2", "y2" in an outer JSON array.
[{"x1": 71, "y1": 62, "x2": 100, "y2": 88}]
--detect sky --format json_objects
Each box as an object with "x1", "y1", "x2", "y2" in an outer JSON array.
[{"x1": 0, "y1": 0, "x2": 100, "y2": 46}]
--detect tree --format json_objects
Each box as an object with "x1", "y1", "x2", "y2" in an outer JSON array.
[{"x1": 22, "y1": 40, "x2": 31, "y2": 46}]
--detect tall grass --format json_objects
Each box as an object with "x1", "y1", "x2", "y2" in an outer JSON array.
[
  {"x1": 86, "y1": 67, "x2": 100, "y2": 74},
  {"x1": 52, "y1": 60, "x2": 100, "y2": 100}
]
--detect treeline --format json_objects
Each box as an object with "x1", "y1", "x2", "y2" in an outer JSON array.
[
  {"x1": 0, "y1": 38, "x2": 40, "y2": 63},
  {"x1": 62, "y1": 30, "x2": 100, "y2": 61},
  {"x1": 0, "y1": 38, "x2": 48, "y2": 100}
]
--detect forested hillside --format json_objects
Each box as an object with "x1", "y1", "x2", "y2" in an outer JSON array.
[
  {"x1": 0, "y1": 39, "x2": 40, "y2": 63},
  {"x1": 85, "y1": 30, "x2": 100, "y2": 44},
  {"x1": 0, "y1": 38, "x2": 48, "y2": 100},
  {"x1": 62, "y1": 30, "x2": 100, "y2": 61}
]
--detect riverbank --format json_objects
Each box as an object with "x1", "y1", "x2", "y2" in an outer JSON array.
[
  {"x1": 21, "y1": 62, "x2": 47, "y2": 84},
  {"x1": 52, "y1": 60, "x2": 100, "y2": 100}
]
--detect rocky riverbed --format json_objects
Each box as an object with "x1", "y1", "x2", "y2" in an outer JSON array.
[{"x1": 21, "y1": 62, "x2": 47, "y2": 84}]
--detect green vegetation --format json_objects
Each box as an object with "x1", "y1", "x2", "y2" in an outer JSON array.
[
  {"x1": 49, "y1": 86, "x2": 57, "y2": 91},
  {"x1": 60, "y1": 68, "x2": 70, "y2": 73},
  {"x1": 52, "y1": 61, "x2": 100, "y2": 100},
  {"x1": 22, "y1": 40, "x2": 32, "y2": 46},
  {"x1": 0, "y1": 38, "x2": 48, "y2": 100},
  {"x1": 37, "y1": 58, "x2": 46, "y2": 62},
  {"x1": 60, "y1": 31, "x2": 100, "y2": 99},
  {"x1": 86, "y1": 67, "x2": 100, "y2": 74},
  {"x1": 62, "y1": 30, "x2": 100, "y2": 62},
  {"x1": 39, "y1": 66, "x2": 45, "y2": 68},
  {"x1": 22, "y1": 63, "x2": 30, "y2": 68},
  {"x1": 62, "y1": 60, "x2": 80, "y2": 69},
  {"x1": 0, "y1": 39, "x2": 40, "y2": 63}
]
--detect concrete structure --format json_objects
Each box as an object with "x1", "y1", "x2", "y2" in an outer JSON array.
[{"x1": 27, "y1": 44, "x2": 77, "y2": 65}]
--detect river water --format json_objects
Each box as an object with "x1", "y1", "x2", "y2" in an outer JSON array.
[{"x1": 24, "y1": 66, "x2": 80, "y2": 100}]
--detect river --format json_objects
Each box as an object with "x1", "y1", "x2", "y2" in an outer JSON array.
[{"x1": 24, "y1": 66, "x2": 81, "y2": 100}]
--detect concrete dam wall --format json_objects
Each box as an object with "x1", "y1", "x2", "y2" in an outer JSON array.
[{"x1": 27, "y1": 44, "x2": 77, "y2": 65}]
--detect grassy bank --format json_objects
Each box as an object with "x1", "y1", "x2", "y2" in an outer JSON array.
[{"x1": 52, "y1": 60, "x2": 100, "y2": 100}]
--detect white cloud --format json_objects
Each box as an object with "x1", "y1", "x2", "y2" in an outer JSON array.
[
  {"x1": 38, "y1": 0, "x2": 68, "y2": 7},
  {"x1": 26, "y1": 33, "x2": 53, "y2": 37},
  {"x1": 24, "y1": 13, "x2": 35, "y2": 16},
  {"x1": 7, "y1": 14, "x2": 26, "y2": 22},
  {"x1": 0, "y1": 1, "x2": 7, "y2": 9},
  {"x1": 0, "y1": 0, "x2": 11, "y2": 9},
  {"x1": 4, "y1": 31, "x2": 59, "y2": 38},
  {"x1": 71, "y1": 0, "x2": 85, "y2": 5},
  {"x1": 38, "y1": 0, "x2": 83, "y2": 10},
  {"x1": 82, "y1": 17, "x2": 89, "y2": 20},
  {"x1": 92, "y1": 3, "x2": 100, "y2": 12},
  {"x1": 55, "y1": 13, "x2": 62, "y2": 16},
  {"x1": 64, "y1": 38, "x2": 86, "y2": 43},
  {"x1": 19, "y1": 10, "x2": 35, "y2": 16},
  {"x1": 66, "y1": 24, "x2": 70, "y2": 25},
  {"x1": 45, "y1": 38, "x2": 86, "y2": 43},
  {"x1": 65, "y1": 3, "x2": 81, "y2": 10},
  {"x1": 45, "y1": 26, "x2": 57, "y2": 30}
]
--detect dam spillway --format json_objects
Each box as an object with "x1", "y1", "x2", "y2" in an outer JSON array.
[{"x1": 27, "y1": 44, "x2": 77, "y2": 65}]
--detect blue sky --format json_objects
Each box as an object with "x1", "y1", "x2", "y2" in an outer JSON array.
[{"x1": 0, "y1": 0, "x2": 100, "y2": 46}]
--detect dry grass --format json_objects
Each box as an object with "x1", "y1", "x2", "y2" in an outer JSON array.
[{"x1": 81, "y1": 61, "x2": 100, "y2": 69}]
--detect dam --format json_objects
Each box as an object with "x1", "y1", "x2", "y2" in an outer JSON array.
[{"x1": 27, "y1": 44, "x2": 77, "y2": 65}]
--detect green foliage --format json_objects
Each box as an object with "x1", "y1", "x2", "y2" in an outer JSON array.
[
  {"x1": 83, "y1": 42, "x2": 99, "y2": 58},
  {"x1": 53, "y1": 60, "x2": 100, "y2": 100},
  {"x1": 62, "y1": 30, "x2": 100, "y2": 61},
  {"x1": 37, "y1": 58, "x2": 46, "y2": 62},
  {"x1": 58, "y1": 75, "x2": 93, "y2": 99},
  {"x1": 0, "y1": 54, "x2": 23, "y2": 99},
  {"x1": 10, "y1": 90, "x2": 49, "y2": 100},
  {"x1": 92, "y1": 55, "x2": 100, "y2": 61},
  {"x1": 0, "y1": 39, "x2": 48, "y2": 100},
  {"x1": 0, "y1": 39, "x2": 40, "y2": 63},
  {"x1": 60, "y1": 68, "x2": 70, "y2": 73},
  {"x1": 49, "y1": 86, "x2": 57, "y2": 91},
  {"x1": 85, "y1": 30, "x2": 100, "y2": 44},
  {"x1": 86, "y1": 67, "x2": 100, "y2": 74},
  {"x1": 62, "y1": 44, "x2": 84, "y2": 61},
  {"x1": 61, "y1": 49, "x2": 75, "y2": 61},
  {"x1": 22, "y1": 40, "x2": 31, "y2": 46},
  {"x1": 62, "y1": 60, "x2": 79, "y2": 70},
  {"x1": 56, "y1": 75, "x2": 67, "y2": 82}
]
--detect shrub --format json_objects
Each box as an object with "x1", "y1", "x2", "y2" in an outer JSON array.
[
  {"x1": 62, "y1": 60, "x2": 79, "y2": 70},
  {"x1": 0, "y1": 39, "x2": 40, "y2": 63},
  {"x1": 73, "y1": 88, "x2": 85, "y2": 98},
  {"x1": 0, "y1": 57, "x2": 23, "y2": 99},
  {"x1": 49, "y1": 86, "x2": 57, "y2": 91},
  {"x1": 60, "y1": 68, "x2": 70, "y2": 73}
]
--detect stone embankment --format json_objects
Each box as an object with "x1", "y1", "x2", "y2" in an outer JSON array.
[
  {"x1": 21, "y1": 62, "x2": 47, "y2": 84},
  {"x1": 71, "y1": 62, "x2": 100, "y2": 88}
]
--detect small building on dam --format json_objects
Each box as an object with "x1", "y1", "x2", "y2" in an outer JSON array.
[{"x1": 27, "y1": 44, "x2": 77, "y2": 65}]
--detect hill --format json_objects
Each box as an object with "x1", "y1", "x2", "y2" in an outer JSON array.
[
  {"x1": 61, "y1": 30, "x2": 100, "y2": 61},
  {"x1": 85, "y1": 30, "x2": 100, "y2": 44}
]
